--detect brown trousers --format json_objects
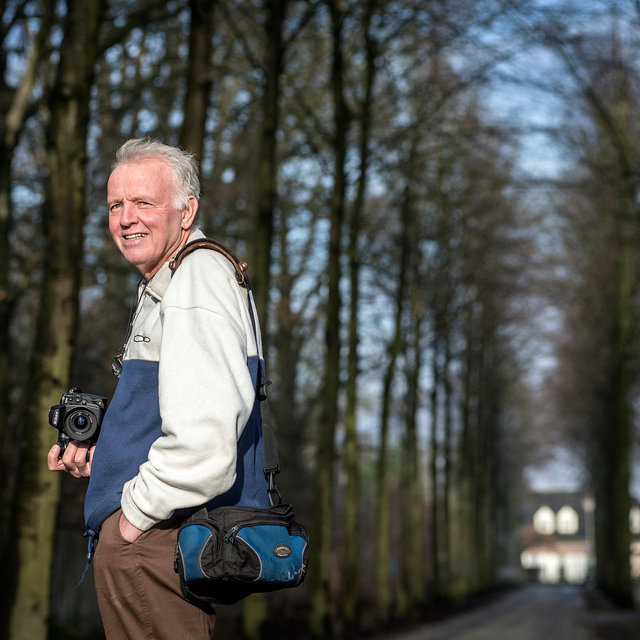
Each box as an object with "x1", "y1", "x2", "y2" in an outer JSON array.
[{"x1": 93, "y1": 509, "x2": 216, "y2": 639}]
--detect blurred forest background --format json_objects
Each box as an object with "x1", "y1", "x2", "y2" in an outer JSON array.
[{"x1": 2, "y1": 0, "x2": 640, "y2": 638}]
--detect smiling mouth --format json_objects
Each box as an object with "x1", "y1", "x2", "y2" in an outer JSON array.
[{"x1": 123, "y1": 233, "x2": 147, "y2": 240}]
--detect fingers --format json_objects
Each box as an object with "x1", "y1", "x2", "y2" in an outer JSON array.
[
  {"x1": 66, "y1": 441, "x2": 92, "y2": 478},
  {"x1": 47, "y1": 444, "x2": 65, "y2": 471},
  {"x1": 49, "y1": 441, "x2": 94, "y2": 478},
  {"x1": 119, "y1": 512, "x2": 144, "y2": 543}
]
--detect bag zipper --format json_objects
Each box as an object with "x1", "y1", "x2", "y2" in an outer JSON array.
[
  {"x1": 223, "y1": 525, "x2": 241, "y2": 543},
  {"x1": 223, "y1": 517, "x2": 301, "y2": 544}
]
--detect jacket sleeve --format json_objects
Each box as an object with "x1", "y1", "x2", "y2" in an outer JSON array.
[{"x1": 120, "y1": 252, "x2": 256, "y2": 531}]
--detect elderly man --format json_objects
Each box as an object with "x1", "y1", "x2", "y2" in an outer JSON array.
[{"x1": 48, "y1": 138, "x2": 269, "y2": 639}]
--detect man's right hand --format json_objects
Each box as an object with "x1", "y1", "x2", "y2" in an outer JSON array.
[{"x1": 47, "y1": 441, "x2": 95, "y2": 478}]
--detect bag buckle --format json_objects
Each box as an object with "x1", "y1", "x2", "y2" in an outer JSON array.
[
  {"x1": 267, "y1": 469, "x2": 282, "y2": 507},
  {"x1": 258, "y1": 378, "x2": 271, "y2": 401}
]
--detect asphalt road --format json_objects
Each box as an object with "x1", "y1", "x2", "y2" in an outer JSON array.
[{"x1": 382, "y1": 584, "x2": 640, "y2": 640}]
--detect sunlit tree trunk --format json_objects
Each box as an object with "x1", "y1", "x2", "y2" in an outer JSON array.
[
  {"x1": 7, "y1": 0, "x2": 106, "y2": 637},
  {"x1": 0, "y1": 0, "x2": 55, "y2": 571}
]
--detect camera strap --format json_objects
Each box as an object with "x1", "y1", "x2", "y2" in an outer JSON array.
[{"x1": 111, "y1": 276, "x2": 148, "y2": 378}]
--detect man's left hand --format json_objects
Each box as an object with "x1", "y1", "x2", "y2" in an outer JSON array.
[{"x1": 119, "y1": 511, "x2": 144, "y2": 542}]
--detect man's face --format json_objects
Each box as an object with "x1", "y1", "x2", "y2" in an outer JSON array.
[{"x1": 107, "y1": 159, "x2": 195, "y2": 279}]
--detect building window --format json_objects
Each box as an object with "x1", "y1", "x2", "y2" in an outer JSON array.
[
  {"x1": 533, "y1": 506, "x2": 556, "y2": 534},
  {"x1": 557, "y1": 506, "x2": 579, "y2": 535}
]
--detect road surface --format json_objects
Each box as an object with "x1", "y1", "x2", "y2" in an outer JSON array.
[{"x1": 383, "y1": 584, "x2": 640, "y2": 640}]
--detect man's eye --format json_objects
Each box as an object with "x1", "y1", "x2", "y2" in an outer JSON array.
[{"x1": 109, "y1": 203, "x2": 121, "y2": 213}]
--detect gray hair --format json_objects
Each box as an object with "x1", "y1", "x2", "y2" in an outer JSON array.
[{"x1": 113, "y1": 138, "x2": 201, "y2": 211}]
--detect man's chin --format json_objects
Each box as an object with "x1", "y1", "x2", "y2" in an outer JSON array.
[{"x1": 120, "y1": 248, "x2": 150, "y2": 273}]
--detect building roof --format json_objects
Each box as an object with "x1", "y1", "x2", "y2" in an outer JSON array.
[{"x1": 520, "y1": 491, "x2": 591, "y2": 542}]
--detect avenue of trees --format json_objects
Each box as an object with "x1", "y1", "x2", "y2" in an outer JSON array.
[{"x1": 1, "y1": 1, "x2": 640, "y2": 638}]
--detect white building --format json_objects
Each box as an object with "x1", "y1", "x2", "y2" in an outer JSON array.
[{"x1": 520, "y1": 492, "x2": 640, "y2": 584}]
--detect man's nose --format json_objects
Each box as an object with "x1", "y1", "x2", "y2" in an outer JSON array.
[{"x1": 119, "y1": 202, "x2": 138, "y2": 226}]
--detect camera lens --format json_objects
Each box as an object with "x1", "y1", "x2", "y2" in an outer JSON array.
[
  {"x1": 74, "y1": 414, "x2": 89, "y2": 430},
  {"x1": 64, "y1": 410, "x2": 96, "y2": 440}
]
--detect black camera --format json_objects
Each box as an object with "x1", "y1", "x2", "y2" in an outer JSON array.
[{"x1": 48, "y1": 387, "x2": 108, "y2": 454}]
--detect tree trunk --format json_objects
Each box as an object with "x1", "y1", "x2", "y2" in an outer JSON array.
[
  {"x1": 401, "y1": 309, "x2": 425, "y2": 609},
  {"x1": 7, "y1": 0, "x2": 106, "y2": 637},
  {"x1": 441, "y1": 330, "x2": 453, "y2": 594},
  {"x1": 429, "y1": 336, "x2": 441, "y2": 597},
  {"x1": 374, "y1": 318, "x2": 401, "y2": 620},
  {"x1": 342, "y1": 0, "x2": 378, "y2": 627},
  {"x1": 342, "y1": 233, "x2": 361, "y2": 623},
  {"x1": 250, "y1": 0, "x2": 287, "y2": 328},
  {"x1": 309, "y1": 0, "x2": 348, "y2": 634},
  {"x1": 180, "y1": 0, "x2": 216, "y2": 161},
  {"x1": 592, "y1": 245, "x2": 633, "y2": 605},
  {"x1": 455, "y1": 305, "x2": 482, "y2": 597},
  {"x1": 0, "y1": 0, "x2": 55, "y2": 569},
  {"x1": 543, "y1": 22, "x2": 638, "y2": 605},
  {"x1": 375, "y1": 171, "x2": 413, "y2": 621}
]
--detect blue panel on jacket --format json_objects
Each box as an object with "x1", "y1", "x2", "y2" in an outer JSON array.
[{"x1": 84, "y1": 359, "x2": 162, "y2": 531}]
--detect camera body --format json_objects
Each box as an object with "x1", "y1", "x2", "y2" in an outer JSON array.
[{"x1": 49, "y1": 388, "x2": 108, "y2": 454}]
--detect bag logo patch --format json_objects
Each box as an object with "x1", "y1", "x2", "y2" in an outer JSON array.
[{"x1": 273, "y1": 544, "x2": 292, "y2": 558}]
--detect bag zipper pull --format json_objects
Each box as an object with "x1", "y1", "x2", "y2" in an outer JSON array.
[
  {"x1": 224, "y1": 525, "x2": 240, "y2": 543},
  {"x1": 174, "y1": 544, "x2": 180, "y2": 572}
]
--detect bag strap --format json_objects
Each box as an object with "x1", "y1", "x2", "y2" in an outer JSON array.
[
  {"x1": 258, "y1": 373, "x2": 282, "y2": 505},
  {"x1": 169, "y1": 237, "x2": 282, "y2": 506},
  {"x1": 169, "y1": 238, "x2": 250, "y2": 287}
]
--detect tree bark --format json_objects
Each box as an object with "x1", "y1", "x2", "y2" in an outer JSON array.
[
  {"x1": 342, "y1": 0, "x2": 378, "y2": 626},
  {"x1": 592, "y1": 243, "x2": 633, "y2": 605},
  {"x1": 0, "y1": 0, "x2": 55, "y2": 569},
  {"x1": 250, "y1": 0, "x2": 287, "y2": 329},
  {"x1": 374, "y1": 154, "x2": 413, "y2": 620},
  {"x1": 309, "y1": 0, "x2": 349, "y2": 634},
  {"x1": 429, "y1": 335, "x2": 441, "y2": 597},
  {"x1": 543, "y1": 23, "x2": 638, "y2": 605},
  {"x1": 441, "y1": 330, "x2": 453, "y2": 593},
  {"x1": 7, "y1": 0, "x2": 106, "y2": 637},
  {"x1": 180, "y1": 0, "x2": 216, "y2": 161},
  {"x1": 401, "y1": 309, "x2": 425, "y2": 609}
]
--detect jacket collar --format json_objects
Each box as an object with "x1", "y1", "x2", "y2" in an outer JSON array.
[{"x1": 144, "y1": 229, "x2": 205, "y2": 301}]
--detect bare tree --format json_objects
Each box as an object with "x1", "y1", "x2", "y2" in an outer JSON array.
[
  {"x1": 309, "y1": 0, "x2": 350, "y2": 634},
  {"x1": 7, "y1": 0, "x2": 106, "y2": 637},
  {"x1": 0, "y1": 0, "x2": 55, "y2": 570},
  {"x1": 539, "y1": 8, "x2": 640, "y2": 604},
  {"x1": 180, "y1": 0, "x2": 217, "y2": 160}
]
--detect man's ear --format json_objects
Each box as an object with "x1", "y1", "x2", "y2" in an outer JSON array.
[{"x1": 182, "y1": 196, "x2": 199, "y2": 229}]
